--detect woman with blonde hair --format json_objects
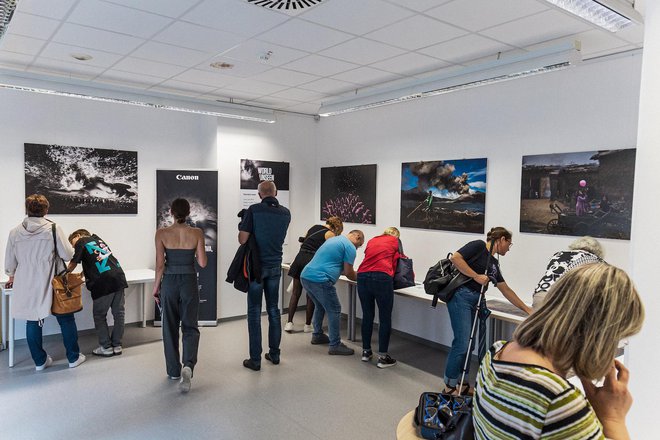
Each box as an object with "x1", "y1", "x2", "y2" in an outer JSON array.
[
  {"x1": 356, "y1": 226, "x2": 402, "y2": 368},
  {"x1": 474, "y1": 263, "x2": 644, "y2": 440},
  {"x1": 284, "y1": 216, "x2": 343, "y2": 333}
]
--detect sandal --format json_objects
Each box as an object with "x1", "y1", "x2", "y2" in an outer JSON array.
[{"x1": 442, "y1": 383, "x2": 471, "y2": 396}]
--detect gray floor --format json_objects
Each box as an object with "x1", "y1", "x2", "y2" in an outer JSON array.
[{"x1": 0, "y1": 316, "x2": 476, "y2": 440}]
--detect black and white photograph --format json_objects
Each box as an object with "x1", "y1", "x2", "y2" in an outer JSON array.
[
  {"x1": 520, "y1": 149, "x2": 636, "y2": 240},
  {"x1": 320, "y1": 164, "x2": 377, "y2": 224},
  {"x1": 24, "y1": 143, "x2": 138, "y2": 214},
  {"x1": 156, "y1": 170, "x2": 219, "y2": 325},
  {"x1": 240, "y1": 159, "x2": 290, "y2": 209}
]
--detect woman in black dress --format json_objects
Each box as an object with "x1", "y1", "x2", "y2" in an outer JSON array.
[{"x1": 284, "y1": 216, "x2": 343, "y2": 333}]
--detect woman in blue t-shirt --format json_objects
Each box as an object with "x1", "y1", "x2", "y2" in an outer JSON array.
[{"x1": 443, "y1": 226, "x2": 532, "y2": 395}]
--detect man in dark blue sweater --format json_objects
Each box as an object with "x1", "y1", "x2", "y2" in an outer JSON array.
[{"x1": 238, "y1": 181, "x2": 291, "y2": 371}]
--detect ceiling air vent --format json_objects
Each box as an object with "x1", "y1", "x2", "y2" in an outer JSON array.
[
  {"x1": 245, "y1": 0, "x2": 323, "y2": 11},
  {"x1": 0, "y1": 0, "x2": 20, "y2": 41}
]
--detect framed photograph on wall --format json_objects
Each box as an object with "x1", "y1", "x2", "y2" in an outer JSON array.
[
  {"x1": 24, "y1": 143, "x2": 138, "y2": 214},
  {"x1": 320, "y1": 164, "x2": 377, "y2": 224},
  {"x1": 240, "y1": 159, "x2": 290, "y2": 209},
  {"x1": 400, "y1": 159, "x2": 487, "y2": 233},
  {"x1": 520, "y1": 149, "x2": 636, "y2": 240}
]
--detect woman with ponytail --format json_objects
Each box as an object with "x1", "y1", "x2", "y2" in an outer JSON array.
[
  {"x1": 153, "y1": 198, "x2": 207, "y2": 393},
  {"x1": 442, "y1": 227, "x2": 532, "y2": 395}
]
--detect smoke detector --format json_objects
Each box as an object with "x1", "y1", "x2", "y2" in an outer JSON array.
[
  {"x1": 245, "y1": 0, "x2": 323, "y2": 10},
  {"x1": 71, "y1": 53, "x2": 93, "y2": 61},
  {"x1": 210, "y1": 61, "x2": 234, "y2": 69}
]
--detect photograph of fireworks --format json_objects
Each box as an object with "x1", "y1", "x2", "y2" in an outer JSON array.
[
  {"x1": 520, "y1": 149, "x2": 636, "y2": 240},
  {"x1": 400, "y1": 159, "x2": 487, "y2": 233},
  {"x1": 320, "y1": 164, "x2": 377, "y2": 224},
  {"x1": 24, "y1": 143, "x2": 138, "y2": 214}
]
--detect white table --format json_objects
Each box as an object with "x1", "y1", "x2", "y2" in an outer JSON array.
[{"x1": 1, "y1": 268, "x2": 155, "y2": 368}]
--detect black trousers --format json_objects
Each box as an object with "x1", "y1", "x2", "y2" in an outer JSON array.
[{"x1": 161, "y1": 273, "x2": 199, "y2": 377}]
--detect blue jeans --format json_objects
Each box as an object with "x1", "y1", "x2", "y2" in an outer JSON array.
[
  {"x1": 247, "y1": 266, "x2": 282, "y2": 364},
  {"x1": 26, "y1": 314, "x2": 80, "y2": 365},
  {"x1": 301, "y1": 278, "x2": 342, "y2": 347},
  {"x1": 357, "y1": 272, "x2": 394, "y2": 353},
  {"x1": 443, "y1": 285, "x2": 480, "y2": 387}
]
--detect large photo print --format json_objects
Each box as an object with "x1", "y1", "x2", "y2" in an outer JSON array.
[
  {"x1": 520, "y1": 149, "x2": 636, "y2": 240},
  {"x1": 320, "y1": 164, "x2": 377, "y2": 224},
  {"x1": 400, "y1": 159, "x2": 487, "y2": 233},
  {"x1": 24, "y1": 143, "x2": 138, "y2": 214}
]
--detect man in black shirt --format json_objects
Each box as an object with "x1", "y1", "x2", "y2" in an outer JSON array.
[{"x1": 68, "y1": 229, "x2": 128, "y2": 357}]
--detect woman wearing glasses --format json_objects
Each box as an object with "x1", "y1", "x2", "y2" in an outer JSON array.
[{"x1": 442, "y1": 227, "x2": 532, "y2": 395}]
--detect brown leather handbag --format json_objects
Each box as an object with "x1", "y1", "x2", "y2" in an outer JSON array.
[{"x1": 50, "y1": 224, "x2": 84, "y2": 315}]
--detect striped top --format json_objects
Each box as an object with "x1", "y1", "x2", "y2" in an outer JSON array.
[{"x1": 473, "y1": 341, "x2": 604, "y2": 440}]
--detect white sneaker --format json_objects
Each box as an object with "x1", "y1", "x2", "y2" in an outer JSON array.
[
  {"x1": 69, "y1": 353, "x2": 87, "y2": 368},
  {"x1": 113, "y1": 346, "x2": 123, "y2": 355},
  {"x1": 92, "y1": 346, "x2": 114, "y2": 357},
  {"x1": 284, "y1": 321, "x2": 294, "y2": 333},
  {"x1": 303, "y1": 324, "x2": 313, "y2": 333},
  {"x1": 179, "y1": 366, "x2": 192, "y2": 393},
  {"x1": 36, "y1": 355, "x2": 53, "y2": 371}
]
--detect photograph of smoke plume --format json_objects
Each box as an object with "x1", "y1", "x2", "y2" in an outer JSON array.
[
  {"x1": 520, "y1": 149, "x2": 635, "y2": 240},
  {"x1": 400, "y1": 159, "x2": 487, "y2": 233},
  {"x1": 24, "y1": 143, "x2": 138, "y2": 214},
  {"x1": 320, "y1": 164, "x2": 377, "y2": 224}
]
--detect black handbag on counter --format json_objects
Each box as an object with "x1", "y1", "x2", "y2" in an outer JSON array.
[{"x1": 393, "y1": 240, "x2": 415, "y2": 290}]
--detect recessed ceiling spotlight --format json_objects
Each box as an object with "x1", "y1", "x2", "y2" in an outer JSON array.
[
  {"x1": 245, "y1": 0, "x2": 323, "y2": 10},
  {"x1": 210, "y1": 61, "x2": 234, "y2": 69},
  {"x1": 71, "y1": 53, "x2": 93, "y2": 61}
]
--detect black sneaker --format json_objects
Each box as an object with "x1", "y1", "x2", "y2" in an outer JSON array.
[
  {"x1": 242, "y1": 359, "x2": 261, "y2": 371},
  {"x1": 311, "y1": 333, "x2": 330, "y2": 345},
  {"x1": 265, "y1": 353, "x2": 280, "y2": 365},
  {"x1": 361, "y1": 350, "x2": 373, "y2": 362},
  {"x1": 377, "y1": 354, "x2": 397, "y2": 369},
  {"x1": 328, "y1": 343, "x2": 354, "y2": 356}
]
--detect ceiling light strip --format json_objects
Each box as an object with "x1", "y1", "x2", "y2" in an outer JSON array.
[
  {"x1": 543, "y1": 0, "x2": 642, "y2": 32},
  {"x1": 0, "y1": 0, "x2": 19, "y2": 40},
  {"x1": 0, "y1": 82, "x2": 276, "y2": 123}
]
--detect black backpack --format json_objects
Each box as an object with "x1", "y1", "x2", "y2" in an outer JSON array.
[{"x1": 423, "y1": 253, "x2": 471, "y2": 307}]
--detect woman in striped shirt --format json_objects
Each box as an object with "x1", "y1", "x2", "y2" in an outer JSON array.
[{"x1": 473, "y1": 264, "x2": 644, "y2": 440}]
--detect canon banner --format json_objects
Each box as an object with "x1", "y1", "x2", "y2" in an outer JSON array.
[{"x1": 155, "y1": 170, "x2": 218, "y2": 326}]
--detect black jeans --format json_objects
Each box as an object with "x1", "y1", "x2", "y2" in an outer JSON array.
[
  {"x1": 357, "y1": 272, "x2": 394, "y2": 354},
  {"x1": 161, "y1": 273, "x2": 199, "y2": 377}
]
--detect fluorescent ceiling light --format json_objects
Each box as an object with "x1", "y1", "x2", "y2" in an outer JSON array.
[
  {"x1": 543, "y1": 0, "x2": 643, "y2": 32},
  {"x1": 319, "y1": 42, "x2": 582, "y2": 117},
  {"x1": 0, "y1": 70, "x2": 276, "y2": 123},
  {"x1": 0, "y1": 0, "x2": 19, "y2": 40}
]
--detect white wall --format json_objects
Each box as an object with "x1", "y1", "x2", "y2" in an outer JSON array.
[
  {"x1": 316, "y1": 53, "x2": 642, "y2": 347},
  {"x1": 216, "y1": 113, "x2": 318, "y2": 319},
  {"x1": 0, "y1": 89, "x2": 217, "y2": 339}
]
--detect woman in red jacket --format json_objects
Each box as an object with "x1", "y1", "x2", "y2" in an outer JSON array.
[{"x1": 356, "y1": 227, "x2": 401, "y2": 368}]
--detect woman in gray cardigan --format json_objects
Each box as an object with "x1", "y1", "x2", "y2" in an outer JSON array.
[{"x1": 4, "y1": 194, "x2": 86, "y2": 370}]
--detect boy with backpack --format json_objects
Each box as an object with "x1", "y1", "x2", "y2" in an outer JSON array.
[{"x1": 67, "y1": 229, "x2": 128, "y2": 357}]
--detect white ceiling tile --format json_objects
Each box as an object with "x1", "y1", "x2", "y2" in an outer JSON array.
[
  {"x1": 5, "y1": 12, "x2": 61, "y2": 40},
  {"x1": 426, "y1": 0, "x2": 548, "y2": 32},
  {"x1": 281, "y1": 54, "x2": 359, "y2": 76},
  {"x1": 299, "y1": 77, "x2": 356, "y2": 94},
  {"x1": 300, "y1": 0, "x2": 414, "y2": 35},
  {"x1": 615, "y1": 24, "x2": 645, "y2": 45},
  {"x1": 53, "y1": 23, "x2": 145, "y2": 54},
  {"x1": 130, "y1": 41, "x2": 213, "y2": 67},
  {"x1": 17, "y1": 0, "x2": 78, "y2": 20},
  {"x1": 222, "y1": 78, "x2": 288, "y2": 95},
  {"x1": 381, "y1": 0, "x2": 453, "y2": 12},
  {"x1": 564, "y1": 30, "x2": 631, "y2": 57},
  {"x1": 250, "y1": 68, "x2": 320, "y2": 87},
  {"x1": 283, "y1": 102, "x2": 321, "y2": 113},
  {"x1": 172, "y1": 69, "x2": 240, "y2": 88},
  {"x1": 0, "y1": 34, "x2": 47, "y2": 56},
  {"x1": 222, "y1": 40, "x2": 309, "y2": 67},
  {"x1": 182, "y1": 0, "x2": 289, "y2": 37},
  {"x1": 97, "y1": 69, "x2": 165, "y2": 87},
  {"x1": 196, "y1": 57, "x2": 272, "y2": 78},
  {"x1": 256, "y1": 19, "x2": 354, "y2": 52},
  {"x1": 480, "y1": 9, "x2": 592, "y2": 48},
  {"x1": 331, "y1": 66, "x2": 402, "y2": 86},
  {"x1": 68, "y1": 0, "x2": 173, "y2": 38},
  {"x1": 103, "y1": 0, "x2": 201, "y2": 18},
  {"x1": 28, "y1": 59, "x2": 106, "y2": 79},
  {"x1": 370, "y1": 52, "x2": 451, "y2": 76},
  {"x1": 245, "y1": 96, "x2": 302, "y2": 108},
  {"x1": 149, "y1": 79, "x2": 217, "y2": 95},
  {"x1": 583, "y1": 44, "x2": 637, "y2": 59},
  {"x1": 39, "y1": 42, "x2": 123, "y2": 68},
  {"x1": 153, "y1": 21, "x2": 246, "y2": 53},
  {"x1": 0, "y1": 51, "x2": 33, "y2": 69},
  {"x1": 112, "y1": 57, "x2": 189, "y2": 78},
  {"x1": 419, "y1": 34, "x2": 514, "y2": 64},
  {"x1": 319, "y1": 38, "x2": 407, "y2": 65},
  {"x1": 270, "y1": 87, "x2": 326, "y2": 102},
  {"x1": 365, "y1": 15, "x2": 468, "y2": 50}
]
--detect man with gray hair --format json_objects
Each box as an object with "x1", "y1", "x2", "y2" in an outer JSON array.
[
  {"x1": 300, "y1": 230, "x2": 364, "y2": 355},
  {"x1": 532, "y1": 236, "x2": 604, "y2": 309},
  {"x1": 239, "y1": 181, "x2": 291, "y2": 371}
]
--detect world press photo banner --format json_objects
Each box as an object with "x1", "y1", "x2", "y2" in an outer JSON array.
[
  {"x1": 240, "y1": 159, "x2": 290, "y2": 210},
  {"x1": 155, "y1": 170, "x2": 218, "y2": 326}
]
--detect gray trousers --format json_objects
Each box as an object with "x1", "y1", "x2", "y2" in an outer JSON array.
[
  {"x1": 93, "y1": 289, "x2": 125, "y2": 349},
  {"x1": 161, "y1": 273, "x2": 200, "y2": 377}
]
